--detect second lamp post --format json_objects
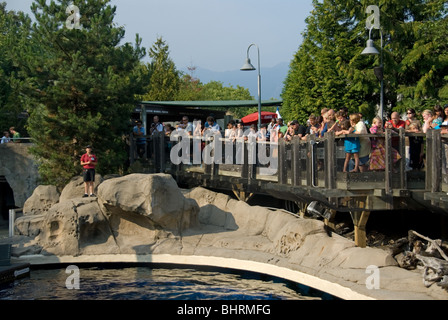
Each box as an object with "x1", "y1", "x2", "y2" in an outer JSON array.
[
  {"x1": 362, "y1": 25, "x2": 384, "y2": 121},
  {"x1": 241, "y1": 43, "x2": 262, "y2": 130}
]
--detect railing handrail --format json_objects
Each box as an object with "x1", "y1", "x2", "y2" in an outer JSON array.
[
  {"x1": 1, "y1": 137, "x2": 33, "y2": 143},
  {"x1": 128, "y1": 130, "x2": 448, "y2": 144}
]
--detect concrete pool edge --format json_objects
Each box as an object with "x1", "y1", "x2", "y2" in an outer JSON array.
[{"x1": 11, "y1": 253, "x2": 374, "y2": 300}]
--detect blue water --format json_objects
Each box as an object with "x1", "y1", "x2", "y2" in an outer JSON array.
[{"x1": 0, "y1": 265, "x2": 331, "y2": 300}]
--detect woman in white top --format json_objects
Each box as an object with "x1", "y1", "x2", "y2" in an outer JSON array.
[
  {"x1": 353, "y1": 115, "x2": 371, "y2": 172},
  {"x1": 225, "y1": 121, "x2": 235, "y2": 139},
  {"x1": 236, "y1": 123, "x2": 244, "y2": 138}
]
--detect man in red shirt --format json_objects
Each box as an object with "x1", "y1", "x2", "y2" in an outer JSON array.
[
  {"x1": 386, "y1": 112, "x2": 406, "y2": 130},
  {"x1": 385, "y1": 112, "x2": 406, "y2": 149},
  {"x1": 80, "y1": 145, "x2": 98, "y2": 197}
]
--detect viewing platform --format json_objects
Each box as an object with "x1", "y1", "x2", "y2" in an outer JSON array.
[{"x1": 131, "y1": 128, "x2": 448, "y2": 247}]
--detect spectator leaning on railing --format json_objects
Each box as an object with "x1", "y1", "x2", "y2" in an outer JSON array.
[
  {"x1": 9, "y1": 127, "x2": 21, "y2": 143},
  {"x1": 351, "y1": 113, "x2": 371, "y2": 172},
  {"x1": 385, "y1": 112, "x2": 406, "y2": 151},
  {"x1": 133, "y1": 120, "x2": 146, "y2": 159},
  {"x1": 1, "y1": 131, "x2": 11, "y2": 144},
  {"x1": 166, "y1": 107, "x2": 448, "y2": 175},
  {"x1": 150, "y1": 115, "x2": 165, "y2": 135},
  {"x1": 422, "y1": 109, "x2": 435, "y2": 133}
]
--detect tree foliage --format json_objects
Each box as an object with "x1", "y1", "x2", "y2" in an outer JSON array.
[
  {"x1": 1, "y1": 1, "x2": 262, "y2": 188},
  {"x1": 138, "y1": 38, "x2": 253, "y2": 119},
  {"x1": 176, "y1": 70, "x2": 253, "y2": 118},
  {"x1": 13, "y1": 0, "x2": 146, "y2": 187},
  {"x1": 138, "y1": 37, "x2": 180, "y2": 101},
  {"x1": 0, "y1": 3, "x2": 32, "y2": 134},
  {"x1": 282, "y1": 0, "x2": 448, "y2": 124}
]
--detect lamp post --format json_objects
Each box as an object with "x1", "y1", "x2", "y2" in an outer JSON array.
[
  {"x1": 241, "y1": 43, "x2": 262, "y2": 130},
  {"x1": 362, "y1": 26, "x2": 384, "y2": 121}
]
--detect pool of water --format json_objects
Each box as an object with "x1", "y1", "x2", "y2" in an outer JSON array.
[{"x1": 0, "y1": 265, "x2": 333, "y2": 300}]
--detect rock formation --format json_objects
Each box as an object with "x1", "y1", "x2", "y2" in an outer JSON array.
[
  {"x1": 14, "y1": 174, "x2": 199, "y2": 256},
  {"x1": 0, "y1": 143, "x2": 40, "y2": 208},
  {"x1": 5, "y1": 173, "x2": 448, "y2": 300}
]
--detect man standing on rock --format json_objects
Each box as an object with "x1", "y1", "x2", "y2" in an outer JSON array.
[{"x1": 80, "y1": 145, "x2": 98, "y2": 198}]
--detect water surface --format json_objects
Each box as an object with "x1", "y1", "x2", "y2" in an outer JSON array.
[{"x1": 0, "y1": 265, "x2": 329, "y2": 300}]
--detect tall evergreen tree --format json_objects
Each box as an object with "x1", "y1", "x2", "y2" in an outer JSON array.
[
  {"x1": 0, "y1": 3, "x2": 32, "y2": 133},
  {"x1": 175, "y1": 73, "x2": 202, "y2": 101},
  {"x1": 17, "y1": 0, "x2": 146, "y2": 187},
  {"x1": 139, "y1": 37, "x2": 180, "y2": 101},
  {"x1": 282, "y1": 0, "x2": 448, "y2": 123},
  {"x1": 396, "y1": 1, "x2": 448, "y2": 110}
]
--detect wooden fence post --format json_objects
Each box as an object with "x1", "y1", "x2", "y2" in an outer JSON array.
[
  {"x1": 129, "y1": 135, "x2": 135, "y2": 165},
  {"x1": 385, "y1": 128, "x2": 393, "y2": 195},
  {"x1": 325, "y1": 131, "x2": 336, "y2": 189},
  {"x1": 399, "y1": 128, "x2": 406, "y2": 189},
  {"x1": 278, "y1": 138, "x2": 288, "y2": 185},
  {"x1": 351, "y1": 210, "x2": 371, "y2": 248},
  {"x1": 291, "y1": 136, "x2": 301, "y2": 186},
  {"x1": 431, "y1": 129, "x2": 442, "y2": 193},
  {"x1": 307, "y1": 134, "x2": 317, "y2": 187},
  {"x1": 425, "y1": 130, "x2": 433, "y2": 191},
  {"x1": 159, "y1": 132, "x2": 166, "y2": 173}
]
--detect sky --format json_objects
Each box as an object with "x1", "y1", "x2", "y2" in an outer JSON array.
[{"x1": 5, "y1": 0, "x2": 314, "y2": 72}]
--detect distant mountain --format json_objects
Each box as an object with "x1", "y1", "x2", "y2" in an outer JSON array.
[{"x1": 182, "y1": 62, "x2": 290, "y2": 100}]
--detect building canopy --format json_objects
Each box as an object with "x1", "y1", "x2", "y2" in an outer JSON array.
[
  {"x1": 140, "y1": 100, "x2": 282, "y2": 109},
  {"x1": 135, "y1": 100, "x2": 283, "y2": 124}
]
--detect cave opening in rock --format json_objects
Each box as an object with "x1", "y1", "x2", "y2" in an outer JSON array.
[{"x1": 0, "y1": 176, "x2": 15, "y2": 222}]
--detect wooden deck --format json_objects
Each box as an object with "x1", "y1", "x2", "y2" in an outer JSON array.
[{"x1": 131, "y1": 129, "x2": 448, "y2": 247}]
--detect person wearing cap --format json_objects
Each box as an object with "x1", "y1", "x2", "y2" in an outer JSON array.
[{"x1": 80, "y1": 145, "x2": 98, "y2": 197}]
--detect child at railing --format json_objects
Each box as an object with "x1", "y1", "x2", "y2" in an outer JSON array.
[
  {"x1": 369, "y1": 117, "x2": 384, "y2": 171},
  {"x1": 369, "y1": 116, "x2": 401, "y2": 171},
  {"x1": 327, "y1": 110, "x2": 345, "y2": 133},
  {"x1": 337, "y1": 117, "x2": 360, "y2": 172},
  {"x1": 370, "y1": 117, "x2": 382, "y2": 143}
]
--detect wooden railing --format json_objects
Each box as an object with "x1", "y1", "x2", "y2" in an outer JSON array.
[{"x1": 128, "y1": 129, "x2": 448, "y2": 213}]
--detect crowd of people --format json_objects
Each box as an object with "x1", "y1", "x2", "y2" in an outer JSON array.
[{"x1": 133, "y1": 105, "x2": 448, "y2": 174}]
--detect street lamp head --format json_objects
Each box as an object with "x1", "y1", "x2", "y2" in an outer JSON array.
[
  {"x1": 240, "y1": 58, "x2": 256, "y2": 71},
  {"x1": 361, "y1": 39, "x2": 380, "y2": 55}
]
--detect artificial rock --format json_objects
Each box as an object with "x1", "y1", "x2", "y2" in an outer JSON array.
[{"x1": 5, "y1": 173, "x2": 448, "y2": 300}]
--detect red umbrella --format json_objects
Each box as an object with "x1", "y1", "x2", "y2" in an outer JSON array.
[{"x1": 241, "y1": 111, "x2": 277, "y2": 125}]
